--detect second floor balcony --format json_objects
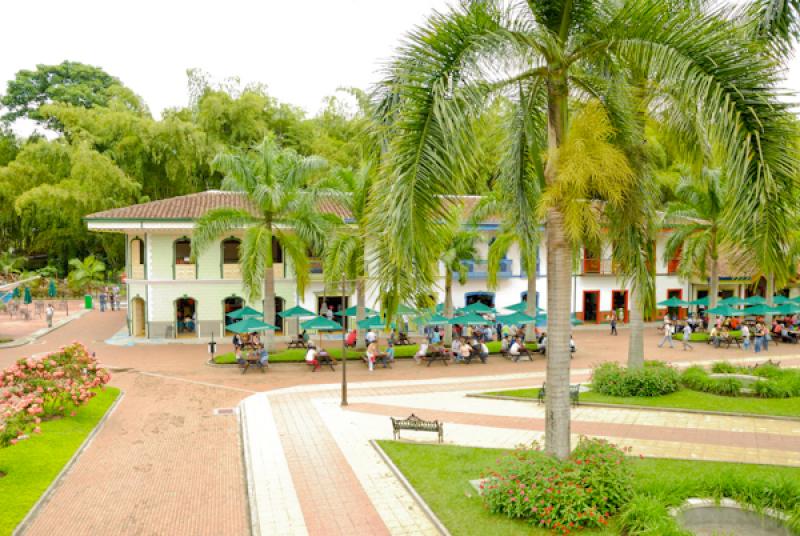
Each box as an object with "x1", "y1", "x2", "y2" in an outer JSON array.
[{"x1": 456, "y1": 258, "x2": 513, "y2": 279}]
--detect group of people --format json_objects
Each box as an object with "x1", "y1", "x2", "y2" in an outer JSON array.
[
  {"x1": 659, "y1": 313, "x2": 786, "y2": 353},
  {"x1": 97, "y1": 286, "x2": 121, "y2": 312},
  {"x1": 233, "y1": 332, "x2": 269, "y2": 368}
]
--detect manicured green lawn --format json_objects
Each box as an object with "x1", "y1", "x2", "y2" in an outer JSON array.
[
  {"x1": 0, "y1": 387, "x2": 120, "y2": 535},
  {"x1": 213, "y1": 340, "x2": 537, "y2": 364},
  {"x1": 377, "y1": 441, "x2": 800, "y2": 536},
  {"x1": 483, "y1": 387, "x2": 800, "y2": 418}
]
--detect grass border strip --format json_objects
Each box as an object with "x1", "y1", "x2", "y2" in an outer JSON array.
[
  {"x1": 370, "y1": 440, "x2": 451, "y2": 536},
  {"x1": 12, "y1": 389, "x2": 125, "y2": 536},
  {"x1": 467, "y1": 393, "x2": 800, "y2": 422}
]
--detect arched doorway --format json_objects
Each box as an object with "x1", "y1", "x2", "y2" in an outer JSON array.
[
  {"x1": 223, "y1": 296, "x2": 244, "y2": 334},
  {"x1": 175, "y1": 297, "x2": 197, "y2": 337},
  {"x1": 275, "y1": 297, "x2": 285, "y2": 334},
  {"x1": 131, "y1": 297, "x2": 146, "y2": 337},
  {"x1": 465, "y1": 292, "x2": 495, "y2": 308}
]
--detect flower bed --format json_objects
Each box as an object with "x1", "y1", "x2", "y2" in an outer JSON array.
[{"x1": 1, "y1": 342, "x2": 112, "y2": 447}]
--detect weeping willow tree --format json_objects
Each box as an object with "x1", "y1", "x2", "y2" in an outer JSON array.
[{"x1": 369, "y1": 0, "x2": 798, "y2": 458}]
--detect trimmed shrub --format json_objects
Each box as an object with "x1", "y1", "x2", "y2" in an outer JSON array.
[
  {"x1": 680, "y1": 366, "x2": 715, "y2": 392},
  {"x1": 592, "y1": 362, "x2": 680, "y2": 397},
  {"x1": 711, "y1": 361, "x2": 737, "y2": 374},
  {"x1": 481, "y1": 438, "x2": 632, "y2": 534},
  {"x1": 710, "y1": 377, "x2": 742, "y2": 397}
]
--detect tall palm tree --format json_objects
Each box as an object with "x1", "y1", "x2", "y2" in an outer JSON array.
[
  {"x1": 321, "y1": 163, "x2": 374, "y2": 342},
  {"x1": 663, "y1": 168, "x2": 728, "y2": 330},
  {"x1": 370, "y1": 0, "x2": 796, "y2": 458},
  {"x1": 192, "y1": 137, "x2": 333, "y2": 351},
  {"x1": 67, "y1": 255, "x2": 106, "y2": 293},
  {"x1": 0, "y1": 248, "x2": 24, "y2": 281},
  {"x1": 441, "y1": 225, "x2": 479, "y2": 345}
]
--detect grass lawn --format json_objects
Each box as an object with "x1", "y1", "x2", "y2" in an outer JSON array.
[
  {"x1": 0, "y1": 387, "x2": 120, "y2": 535},
  {"x1": 213, "y1": 340, "x2": 537, "y2": 364},
  {"x1": 378, "y1": 441, "x2": 800, "y2": 536},
  {"x1": 483, "y1": 387, "x2": 800, "y2": 418}
]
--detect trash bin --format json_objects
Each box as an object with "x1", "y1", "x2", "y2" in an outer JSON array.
[{"x1": 84, "y1": 294, "x2": 93, "y2": 310}]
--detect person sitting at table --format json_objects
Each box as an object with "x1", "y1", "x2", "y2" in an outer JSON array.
[
  {"x1": 478, "y1": 340, "x2": 489, "y2": 364},
  {"x1": 431, "y1": 328, "x2": 441, "y2": 344},
  {"x1": 459, "y1": 341, "x2": 472, "y2": 363},
  {"x1": 235, "y1": 345, "x2": 245, "y2": 365},
  {"x1": 451, "y1": 337, "x2": 462, "y2": 362},
  {"x1": 232, "y1": 332, "x2": 244, "y2": 350},
  {"x1": 414, "y1": 342, "x2": 429, "y2": 364},
  {"x1": 366, "y1": 341, "x2": 388, "y2": 370},
  {"x1": 305, "y1": 344, "x2": 320, "y2": 372},
  {"x1": 345, "y1": 329, "x2": 357, "y2": 348},
  {"x1": 720, "y1": 326, "x2": 730, "y2": 346},
  {"x1": 509, "y1": 337, "x2": 523, "y2": 362},
  {"x1": 500, "y1": 334, "x2": 511, "y2": 352},
  {"x1": 709, "y1": 326, "x2": 720, "y2": 348},
  {"x1": 259, "y1": 346, "x2": 269, "y2": 368},
  {"x1": 250, "y1": 332, "x2": 261, "y2": 349},
  {"x1": 386, "y1": 340, "x2": 396, "y2": 365}
]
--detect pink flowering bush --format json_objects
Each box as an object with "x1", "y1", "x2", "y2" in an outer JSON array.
[
  {"x1": 481, "y1": 438, "x2": 632, "y2": 534},
  {"x1": 0, "y1": 342, "x2": 111, "y2": 447}
]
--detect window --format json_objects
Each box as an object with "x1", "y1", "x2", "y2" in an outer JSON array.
[
  {"x1": 667, "y1": 245, "x2": 682, "y2": 274},
  {"x1": 175, "y1": 238, "x2": 191, "y2": 264},
  {"x1": 131, "y1": 238, "x2": 144, "y2": 265},
  {"x1": 272, "y1": 237, "x2": 283, "y2": 263},
  {"x1": 222, "y1": 239, "x2": 240, "y2": 264}
]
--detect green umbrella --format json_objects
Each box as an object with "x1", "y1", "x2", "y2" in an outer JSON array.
[
  {"x1": 504, "y1": 301, "x2": 545, "y2": 313},
  {"x1": 687, "y1": 297, "x2": 709, "y2": 306},
  {"x1": 460, "y1": 302, "x2": 496, "y2": 314},
  {"x1": 47, "y1": 279, "x2": 57, "y2": 298},
  {"x1": 279, "y1": 305, "x2": 315, "y2": 318},
  {"x1": 535, "y1": 313, "x2": 583, "y2": 326},
  {"x1": 743, "y1": 296, "x2": 767, "y2": 305},
  {"x1": 301, "y1": 315, "x2": 345, "y2": 348},
  {"x1": 718, "y1": 296, "x2": 747, "y2": 306},
  {"x1": 335, "y1": 305, "x2": 378, "y2": 317},
  {"x1": 226, "y1": 317, "x2": 279, "y2": 333},
  {"x1": 706, "y1": 305, "x2": 743, "y2": 316},
  {"x1": 772, "y1": 295, "x2": 791, "y2": 305},
  {"x1": 447, "y1": 312, "x2": 489, "y2": 325},
  {"x1": 773, "y1": 303, "x2": 800, "y2": 315},
  {"x1": 658, "y1": 296, "x2": 689, "y2": 307},
  {"x1": 23, "y1": 286, "x2": 31, "y2": 304},
  {"x1": 422, "y1": 313, "x2": 449, "y2": 325},
  {"x1": 495, "y1": 312, "x2": 536, "y2": 325},
  {"x1": 741, "y1": 304, "x2": 781, "y2": 316},
  {"x1": 227, "y1": 306, "x2": 262, "y2": 319},
  {"x1": 12, "y1": 287, "x2": 20, "y2": 299},
  {"x1": 357, "y1": 315, "x2": 394, "y2": 329},
  {"x1": 395, "y1": 304, "x2": 418, "y2": 315}
]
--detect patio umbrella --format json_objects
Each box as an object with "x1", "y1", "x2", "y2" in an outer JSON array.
[
  {"x1": 741, "y1": 304, "x2": 781, "y2": 316},
  {"x1": 357, "y1": 315, "x2": 394, "y2": 329},
  {"x1": 495, "y1": 312, "x2": 536, "y2": 325},
  {"x1": 504, "y1": 301, "x2": 545, "y2": 313},
  {"x1": 718, "y1": 296, "x2": 747, "y2": 306},
  {"x1": 658, "y1": 296, "x2": 689, "y2": 307},
  {"x1": 422, "y1": 313, "x2": 449, "y2": 325},
  {"x1": 706, "y1": 305, "x2": 744, "y2": 316},
  {"x1": 227, "y1": 306, "x2": 262, "y2": 320},
  {"x1": 12, "y1": 287, "x2": 19, "y2": 298},
  {"x1": 23, "y1": 286, "x2": 31, "y2": 304},
  {"x1": 47, "y1": 279, "x2": 57, "y2": 298},
  {"x1": 446, "y1": 312, "x2": 488, "y2": 325},
  {"x1": 772, "y1": 295, "x2": 791, "y2": 305},
  {"x1": 460, "y1": 302, "x2": 496, "y2": 314},
  {"x1": 335, "y1": 305, "x2": 379, "y2": 316},
  {"x1": 687, "y1": 297, "x2": 709, "y2": 306},
  {"x1": 279, "y1": 305, "x2": 316, "y2": 337},
  {"x1": 226, "y1": 317, "x2": 279, "y2": 333},
  {"x1": 395, "y1": 304, "x2": 418, "y2": 315},
  {"x1": 743, "y1": 296, "x2": 767, "y2": 305},
  {"x1": 535, "y1": 313, "x2": 583, "y2": 326},
  {"x1": 773, "y1": 303, "x2": 800, "y2": 315},
  {"x1": 300, "y1": 315, "x2": 344, "y2": 348}
]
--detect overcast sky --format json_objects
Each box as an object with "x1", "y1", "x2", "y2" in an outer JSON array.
[{"x1": 1, "y1": 0, "x2": 797, "y2": 132}]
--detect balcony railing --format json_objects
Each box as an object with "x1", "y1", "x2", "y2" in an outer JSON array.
[
  {"x1": 223, "y1": 263, "x2": 241, "y2": 280},
  {"x1": 581, "y1": 258, "x2": 616, "y2": 275},
  {"x1": 175, "y1": 264, "x2": 196, "y2": 280},
  {"x1": 456, "y1": 258, "x2": 513, "y2": 279}
]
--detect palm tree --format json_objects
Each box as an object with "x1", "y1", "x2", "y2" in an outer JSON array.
[
  {"x1": 663, "y1": 168, "x2": 728, "y2": 330},
  {"x1": 68, "y1": 255, "x2": 106, "y2": 293},
  {"x1": 370, "y1": 0, "x2": 797, "y2": 458},
  {"x1": 0, "y1": 248, "x2": 24, "y2": 281},
  {"x1": 321, "y1": 164, "x2": 374, "y2": 343},
  {"x1": 441, "y1": 225, "x2": 479, "y2": 345},
  {"x1": 192, "y1": 137, "x2": 333, "y2": 351}
]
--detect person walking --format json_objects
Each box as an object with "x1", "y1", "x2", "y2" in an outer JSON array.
[
  {"x1": 610, "y1": 311, "x2": 618, "y2": 336},
  {"x1": 657, "y1": 322, "x2": 674, "y2": 348},
  {"x1": 741, "y1": 323, "x2": 751, "y2": 350},
  {"x1": 45, "y1": 303, "x2": 54, "y2": 328},
  {"x1": 681, "y1": 324, "x2": 693, "y2": 351},
  {"x1": 754, "y1": 322, "x2": 766, "y2": 353},
  {"x1": 98, "y1": 288, "x2": 107, "y2": 312}
]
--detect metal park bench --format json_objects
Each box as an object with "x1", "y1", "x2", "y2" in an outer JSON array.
[{"x1": 391, "y1": 414, "x2": 443, "y2": 443}]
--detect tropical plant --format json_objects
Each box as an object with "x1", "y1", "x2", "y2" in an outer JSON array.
[
  {"x1": 321, "y1": 163, "x2": 375, "y2": 340},
  {"x1": 369, "y1": 0, "x2": 797, "y2": 458},
  {"x1": 441, "y1": 224, "x2": 479, "y2": 345},
  {"x1": 192, "y1": 137, "x2": 334, "y2": 350},
  {"x1": 663, "y1": 167, "x2": 729, "y2": 329},
  {"x1": 67, "y1": 255, "x2": 106, "y2": 293},
  {"x1": 0, "y1": 248, "x2": 24, "y2": 281}
]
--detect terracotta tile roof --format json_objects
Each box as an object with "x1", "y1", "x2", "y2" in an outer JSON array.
[{"x1": 85, "y1": 190, "x2": 352, "y2": 221}]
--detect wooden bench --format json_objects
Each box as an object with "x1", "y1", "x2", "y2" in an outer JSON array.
[
  {"x1": 287, "y1": 336, "x2": 307, "y2": 349},
  {"x1": 391, "y1": 414, "x2": 443, "y2": 443},
  {"x1": 239, "y1": 355, "x2": 265, "y2": 374},
  {"x1": 362, "y1": 353, "x2": 391, "y2": 368},
  {"x1": 424, "y1": 349, "x2": 451, "y2": 367},
  {"x1": 537, "y1": 382, "x2": 581, "y2": 406}
]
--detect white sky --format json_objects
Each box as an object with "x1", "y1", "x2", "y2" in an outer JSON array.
[{"x1": 0, "y1": 0, "x2": 797, "y2": 134}]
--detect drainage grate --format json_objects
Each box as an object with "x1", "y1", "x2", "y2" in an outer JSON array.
[{"x1": 212, "y1": 408, "x2": 238, "y2": 416}]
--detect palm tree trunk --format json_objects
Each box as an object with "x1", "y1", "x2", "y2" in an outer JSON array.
[
  {"x1": 524, "y1": 252, "x2": 537, "y2": 341},
  {"x1": 356, "y1": 276, "x2": 366, "y2": 348},
  {"x1": 544, "y1": 78, "x2": 571, "y2": 460},
  {"x1": 627, "y1": 286, "x2": 644, "y2": 369},
  {"x1": 766, "y1": 273, "x2": 775, "y2": 325},
  {"x1": 709, "y1": 255, "x2": 719, "y2": 330},
  {"x1": 264, "y1": 226, "x2": 276, "y2": 352},
  {"x1": 444, "y1": 270, "x2": 453, "y2": 345}
]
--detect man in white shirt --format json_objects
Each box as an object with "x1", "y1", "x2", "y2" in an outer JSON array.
[
  {"x1": 414, "y1": 342, "x2": 429, "y2": 364},
  {"x1": 657, "y1": 322, "x2": 674, "y2": 348},
  {"x1": 509, "y1": 338, "x2": 522, "y2": 362},
  {"x1": 365, "y1": 329, "x2": 377, "y2": 347}
]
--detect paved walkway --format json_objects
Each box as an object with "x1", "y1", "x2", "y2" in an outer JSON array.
[{"x1": 3, "y1": 312, "x2": 800, "y2": 535}]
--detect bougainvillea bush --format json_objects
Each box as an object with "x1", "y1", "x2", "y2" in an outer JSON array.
[
  {"x1": 481, "y1": 437, "x2": 632, "y2": 534},
  {"x1": 0, "y1": 342, "x2": 111, "y2": 447}
]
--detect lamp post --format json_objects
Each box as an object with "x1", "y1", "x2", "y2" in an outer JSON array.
[{"x1": 340, "y1": 271, "x2": 348, "y2": 406}]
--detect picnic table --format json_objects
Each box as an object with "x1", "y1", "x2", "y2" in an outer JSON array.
[
  {"x1": 424, "y1": 348, "x2": 451, "y2": 367},
  {"x1": 239, "y1": 350, "x2": 265, "y2": 374},
  {"x1": 317, "y1": 351, "x2": 336, "y2": 371}
]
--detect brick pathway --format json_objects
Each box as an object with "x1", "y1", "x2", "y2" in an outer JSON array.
[{"x1": 4, "y1": 311, "x2": 800, "y2": 535}]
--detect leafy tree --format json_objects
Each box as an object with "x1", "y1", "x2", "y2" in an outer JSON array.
[
  {"x1": 0, "y1": 248, "x2": 24, "y2": 281},
  {"x1": 440, "y1": 224, "x2": 479, "y2": 345},
  {"x1": 370, "y1": 0, "x2": 797, "y2": 458},
  {"x1": 1, "y1": 61, "x2": 144, "y2": 128},
  {"x1": 0, "y1": 126, "x2": 18, "y2": 166},
  {"x1": 67, "y1": 255, "x2": 106, "y2": 293},
  {"x1": 192, "y1": 137, "x2": 333, "y2": 350}
]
